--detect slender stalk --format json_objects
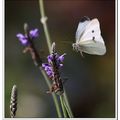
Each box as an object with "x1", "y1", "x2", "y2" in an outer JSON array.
[
  {"x1": 60, "y1": 95, "x2": 67, "y2": 118},
  {"x1": 39, "y1": 0, "x2": 63, "y2": 117},
  {"x1": 63, "y1": 91, "x2": 74, "y2": 117},
  {"x1": 40, "y1": 67, "x2": 62, "y2": 117},
  {"x1": 39, "y1": 0, "x2": 52, "y2": 53}
]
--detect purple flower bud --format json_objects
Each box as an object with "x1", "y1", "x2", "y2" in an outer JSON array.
[
  {"x1": 42, "y1": 63, "x2": 49, "y2": 68},
  {"x1": 46, "y1": 71, "x2": 53, "y2": 76},
  {"x1": 58, "y1": 53, "x2": 66, "y2": 63},
  {"x1": 47, "y1": 54, "x2": 53, "y2": 63},
  {"x1": 45, "y1": 66, "x2": 52, "y2": 71},
  {"x1": 55, "y1": 54, "x2": 59, "y2": 59},
  {"x1": 16, "y1": 33, "x2": 28, "y2": 46},
  {"x1": 42, "y1": 63, "x2": 54, "y2": 77},
  {"x1": 29, "y1": 29, "x2": 39, "y2": 39}
]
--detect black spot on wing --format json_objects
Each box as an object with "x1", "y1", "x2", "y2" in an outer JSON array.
[
  {"x1": 92, "y1": 36, "x2": 96, "y2": 42},
  {"x1": 92, "y1": 37, "x2": 95, "y2": 40},
  {"x1": 92, "y1": 30, "x2": 94, "y2": 33},
  {"x1": 80, "y1": 16, "x2": 90, "y2": 22}
]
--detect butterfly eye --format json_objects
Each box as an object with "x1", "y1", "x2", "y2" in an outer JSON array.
[{"x1": 92, "y1": 30, "x2": 94, "y2": 33}]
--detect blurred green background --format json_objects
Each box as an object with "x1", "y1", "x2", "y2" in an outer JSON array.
[{"x1": 5, "y1": 0, "x2": 115, "y2": 118}]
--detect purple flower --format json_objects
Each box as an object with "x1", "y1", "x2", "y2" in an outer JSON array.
[
  {"x1": 16, "y1": 33, "x2": 28, "y2": 46},
  {"x1": 42, "y1": 52, "x2": 66, "y2": 78},
  {"x1": 16, "y1": 28, "x2": 39, "y2": 46},
  {"x1": 47, "y1": 53, "x2": 66, "y2": 64},
  {"x1": 42, "y1": 63, "x2": 53, "y2": 77},
  {"x1": 42, "y1": 63, "x2": 50, "y2": 68},
  {"x1": 29, "y1": 29, "x2": 39, "y2": 39},
  {"x1": 47, "y1": 71, "x2": 53, "y2": 76},
  {"x1": 47, "y1": 54, "x2": 53, "y2": 63},
  {"x1": 57, "y1": 53, "x2": 66, "y2": 63}
]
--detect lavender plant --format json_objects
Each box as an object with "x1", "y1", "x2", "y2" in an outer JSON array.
[{"x1": 42, "y1": 42, "x2": 69, "y2": 117}]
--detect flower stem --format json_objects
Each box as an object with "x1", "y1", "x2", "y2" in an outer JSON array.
[
  {"x1": 39, "y1": 0, "x2": 52, "y2": 53},
  {"x1": 40, "y1": 67, "x2": 62, "y2": 117},
  {"x1": 63, "y1": 90, "x2": 74, "y2": 117},
  {"x1": 60, "y1": 95, "x2": 67, "y2": 118}
]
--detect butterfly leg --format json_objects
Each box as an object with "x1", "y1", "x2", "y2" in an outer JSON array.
[
  {"x1": 80, "y1": 51, "x2": 84, "y2": 57},
  {"x1": 74, "y1": 45, "x2": 79, "y2": 52}
]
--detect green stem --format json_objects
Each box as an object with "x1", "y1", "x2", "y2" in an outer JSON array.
[
  {"x1": 39, "y1": 0, "x2": 52, "y2": 53},
  {"x1": 40, "y1": 67, "x2": 62, "y2": 117},
  {"x1": 60, "y1": 95, "x2": 67, "y2": 118},
  {"x1": 63, "y1": 90, "x2": 73, "y2": 117},
  {"x1": 39, "y1": 0, "x2": 62, "y2": 117}
]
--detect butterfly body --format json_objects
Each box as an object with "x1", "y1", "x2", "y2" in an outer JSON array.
[{"x1": 73, "y1": 17, "x2": 106, "y2": 55}]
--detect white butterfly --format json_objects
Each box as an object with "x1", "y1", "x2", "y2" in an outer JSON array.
[{"x1": 72, "y1": 16, "x2": 106, "y2": 56}]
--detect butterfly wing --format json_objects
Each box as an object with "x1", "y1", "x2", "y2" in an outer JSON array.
[
  {"x1": 78, "y1": 18, "x2": 106, "y2": 55},
  {"x1": 76, "y1": 17, "x2": 90, "y2": 43},
  {"x1": 79, "y1": 19, "x2": 102, "y2": 42},
  {"x1": 79, "y1": 36, "x2": 106, "y2": 55}
]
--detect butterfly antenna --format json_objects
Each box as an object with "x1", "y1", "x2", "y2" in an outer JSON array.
[{"x1": 60, "y1": 41, "x2": 72, "y2": 45}]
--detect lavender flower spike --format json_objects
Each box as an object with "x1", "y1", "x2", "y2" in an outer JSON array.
[
  {"x1": 42, "y1": 42, "x2": 66, "y2": 95},
  {"x1": 16, "y1": 28, "x2": 39, "y2": 46}
]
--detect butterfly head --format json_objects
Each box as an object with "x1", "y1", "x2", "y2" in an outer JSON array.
[
  {"x1": 72, "y1": 43, "x2": 84, "y2": 56},
  {"x1": 72, "y1": 43, "x2": 80, "y2": 52}
]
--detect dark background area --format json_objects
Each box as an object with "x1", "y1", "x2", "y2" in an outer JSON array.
[{"x1": 5, "y1": 0, "x2": 115, "y2": 118}]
